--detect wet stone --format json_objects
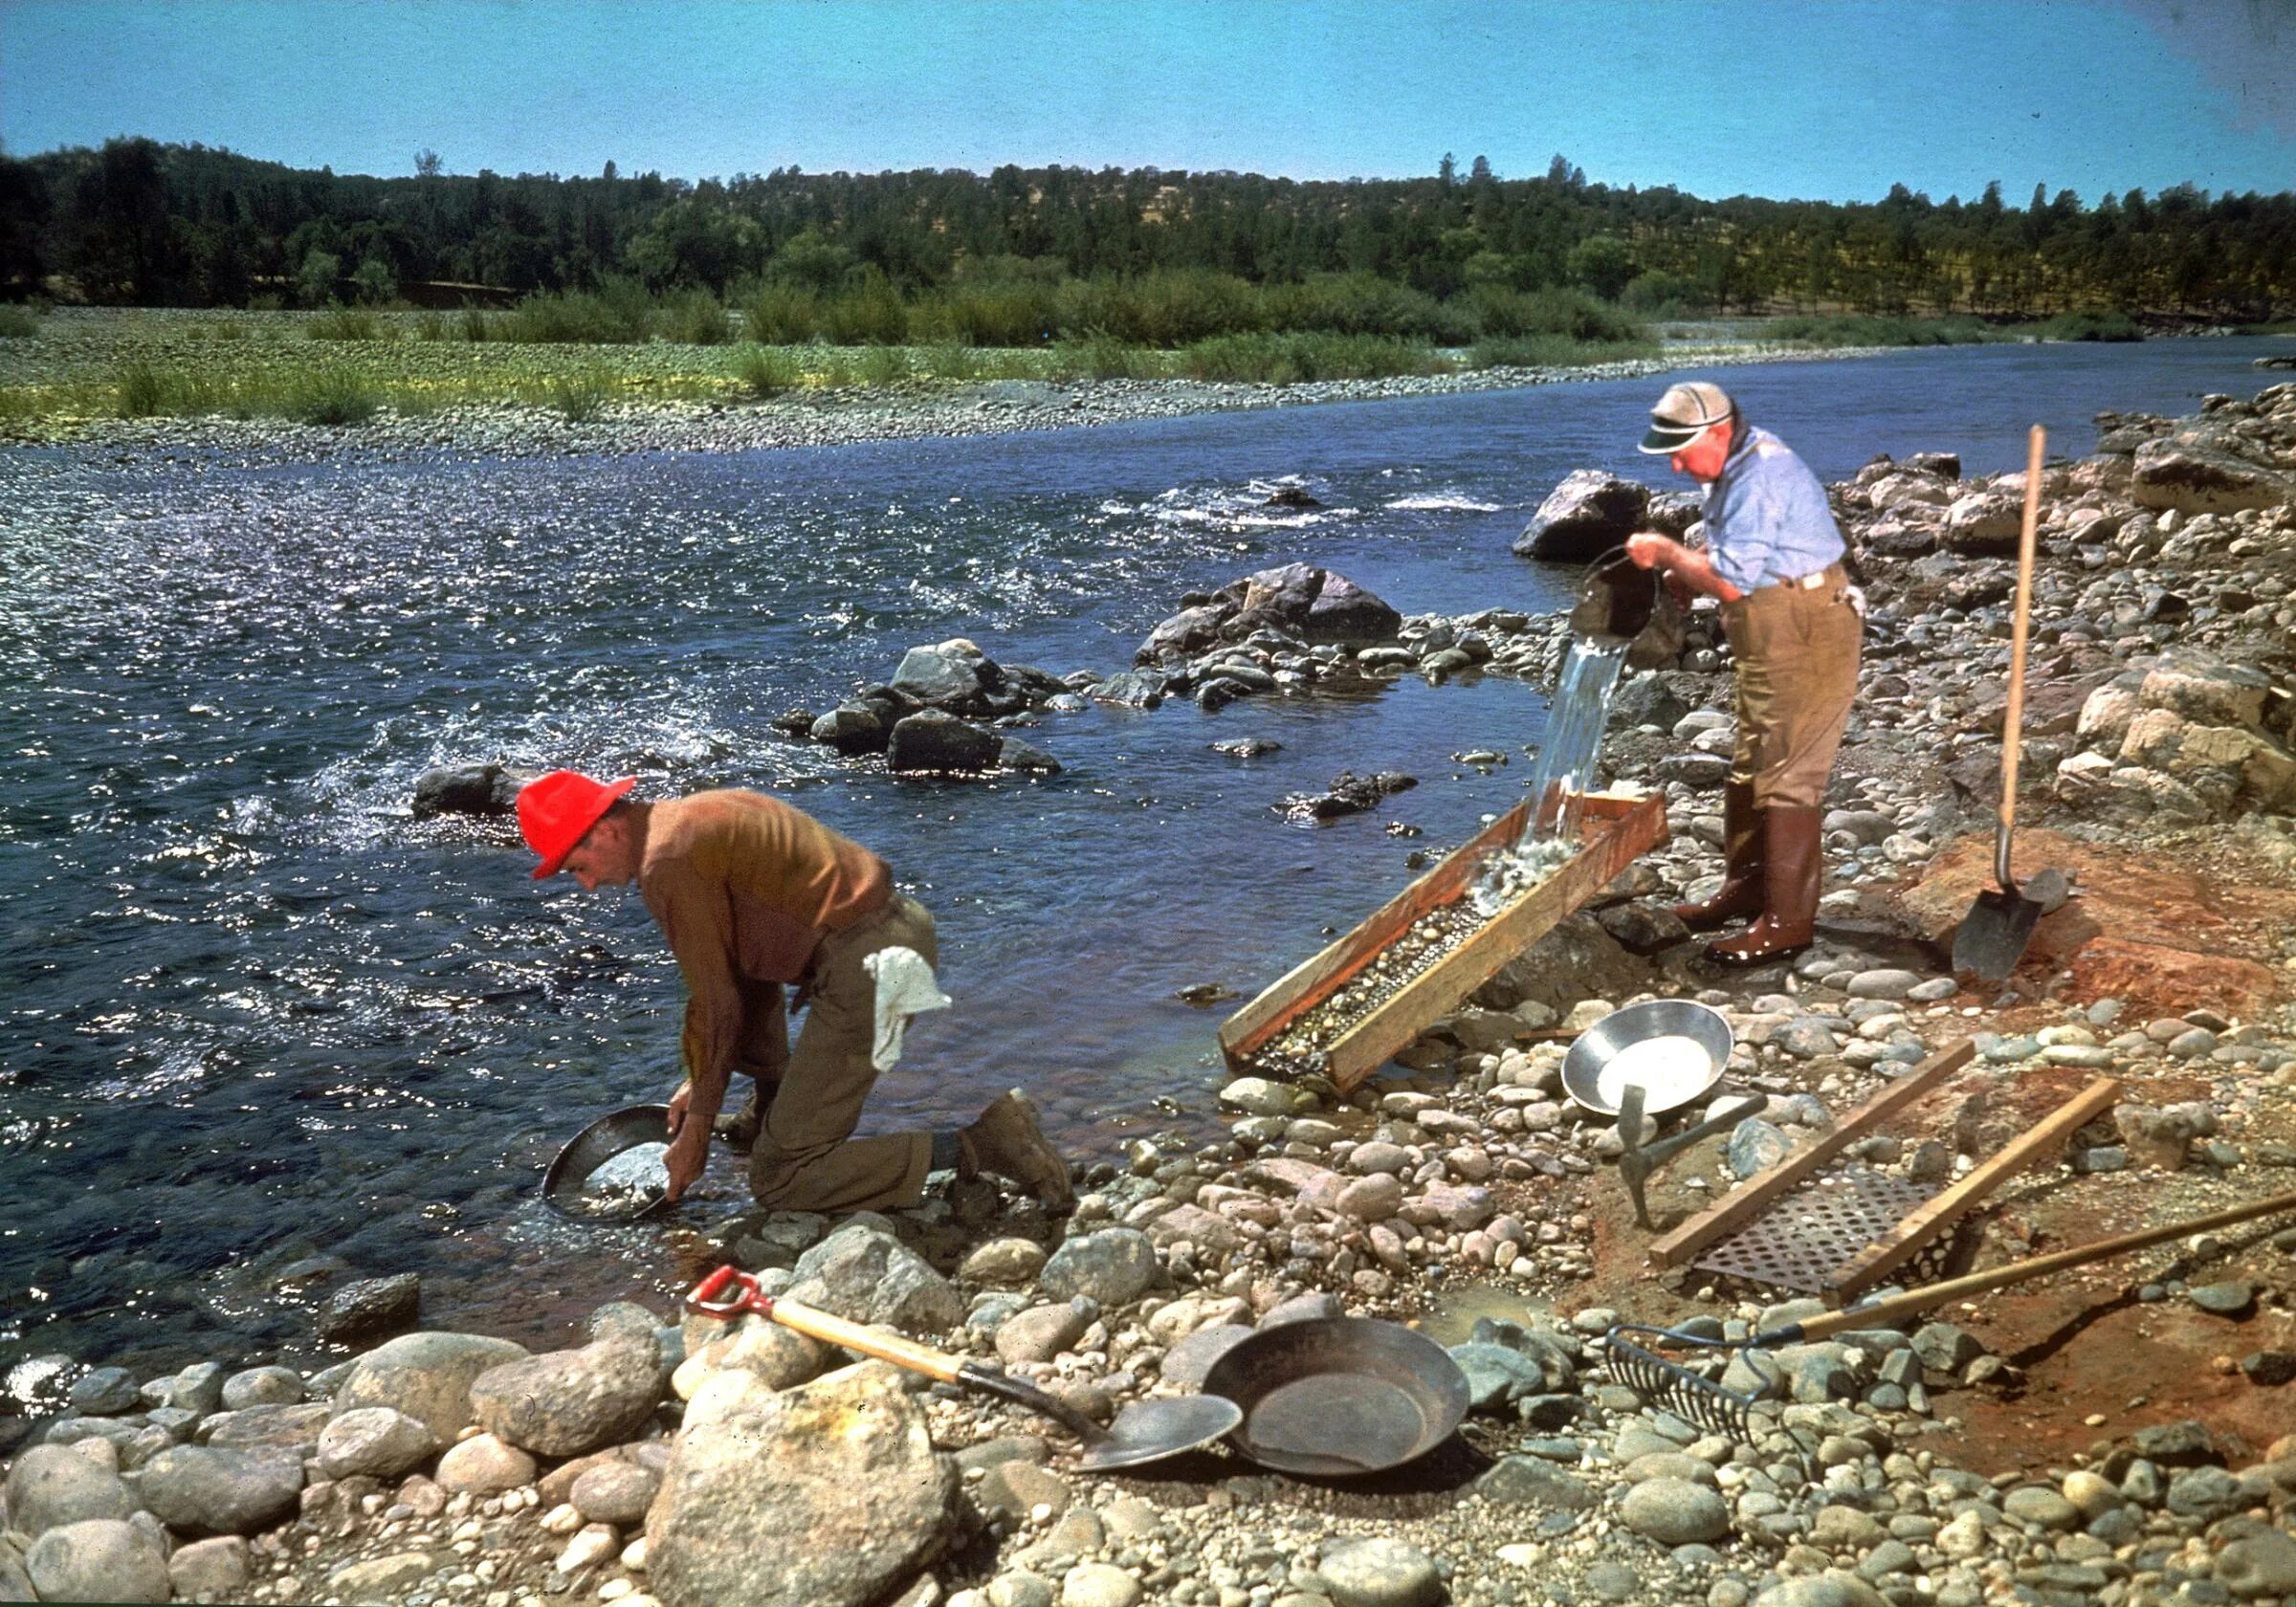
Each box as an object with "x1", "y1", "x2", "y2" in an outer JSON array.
[{"x1": 2188, "y1": 1281, "x2": 2257, "y2": 1318}]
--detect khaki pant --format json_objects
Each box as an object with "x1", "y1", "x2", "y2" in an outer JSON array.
[
  {"x1": 738, "y1": 894, "x2": 937, "y2": 1213},
  {"x1": 1720, "y1": 562, "x2": 1863, "y2": 808}
]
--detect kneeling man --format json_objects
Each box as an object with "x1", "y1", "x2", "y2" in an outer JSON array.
[{"x1": 518, "y1": 771, "x2": 1073, "y2": 1211}]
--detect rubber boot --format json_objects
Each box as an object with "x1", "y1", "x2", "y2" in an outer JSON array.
[
  {"x1": 1706, "y1": 804, "x2": 1821, "y2": 967},
  {"x1": 1672, "y1": 779, "x2": 1765, "y2": 931},
  {"x1": 959, "y1": 1090, "x2": 1074, "y2": 1210}
]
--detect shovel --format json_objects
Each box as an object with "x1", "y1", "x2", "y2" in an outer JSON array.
[
  {"x1": 687, "y1": 1266, "x2": 1241, "y2": 1471},
  {"x1": 1954, "y1": 424, "x2": 2067, "y2": 983}
]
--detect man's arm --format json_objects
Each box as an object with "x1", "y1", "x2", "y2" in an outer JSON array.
[
  {"x1": 1624, "y1": 532, "x2": 1745, "y2": 603},
  {"x1": 644, "y1": 861, "x2": 743, "y2": 1200}
]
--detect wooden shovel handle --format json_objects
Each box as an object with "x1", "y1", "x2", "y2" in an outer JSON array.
[
  {"x1": 766, "y1": 1297, "x2": 967, "y2": 1384},
  {"x1": 1794, "y1": 1183, "x2": 2296, "y2": 1344},
  {"x1": 1998, "y1": 426, "x2": 2045, "y2": 851}
]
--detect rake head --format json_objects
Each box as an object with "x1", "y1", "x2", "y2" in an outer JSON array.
[{"x1": 1601, "y1": 1326, "x2": 1774, "y2": 1442}]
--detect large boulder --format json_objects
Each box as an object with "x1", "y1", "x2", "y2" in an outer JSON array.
[
  {"x1": 411, "y1": 763, "x2": 529, "y2": 819},
  {"x1": 317, "y1": 1272, "x2": 422, "y2": 1345},
  {"x1": 25, "y1": 1518, "x2": 171, "y2": 1604},
  {"x1": 1514, "y1": 471, "x2": 1651, "y2": 561},
  {"x1": 1941, "y1": 493, "x2": 2023, "y2": 556},
  {"x1": 329, "y1": 1331, "x2": 530, "y2": 1444},
  {"x1": 891, "y1": 641, "x2": 995, "y2": 710},
  {"x1": 886, "y1": 710, "x2": 1003, "y2": 774},
  {"x1": 810, "y1": 703, "x2": 891, "y2": 756},
  {"x1": 135, "y1": 1444, "x2": 303, "y2": 1535},
  {"x1": 785, "y1": 1222, "x2": 964, "y2": 1335},
  {"x1": 646, "y1": 1361, "x2": 958, "y2": 1607},
  {"x1": 2130, "y1": 433, "x2": 2296, "y2": 513},
  {"x1": 1039, "y1": 1227, "x2": 1159, "y2": 1307},
  {"x1": 4, "y1": 1444, "x2": 140, "y2": 1537},
  {"x1": 1135, "y1": 565, "x2": 1400, "y2": 663},
  {"x1": 468, "y1": 1338, "x2": 663, "y2": 1459},
  {"x1": 316, "y1": 1406, "x2": 440, "y2": 1480}
]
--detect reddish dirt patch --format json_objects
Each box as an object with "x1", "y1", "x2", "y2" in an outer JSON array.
[{"x1": 1889, "y1": 828, "x2": 2295, "y2": 1017}]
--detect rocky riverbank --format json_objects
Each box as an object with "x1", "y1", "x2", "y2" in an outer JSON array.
[
  {"x1": 6, "y1": 385, "x2": 2296, "y2": 1607},
  {"x1": 8, "y1": 342, "x2": 1881, "y2": 470}
]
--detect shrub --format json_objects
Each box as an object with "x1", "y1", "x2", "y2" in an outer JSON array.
[
  {"x1": 415, "y1": 312, "x2": 450, "y2": 341},
  {"x1": 858, "y1": 344, "x2": 911, "y2": 385},
  {"x1": 2037, "y1": 310, "x2": 2142, "y2": 341},
  {"x1": 821, "y1": 276, "x2": 910, "y2": 346},
  {"x1": 281, "y1": 368, "x2": 381, "y2": 425},
  {"x1": 1767, "y1": 314, "x2": 1998, "y2": 347},
  {"x1": 741, "y1": 282, "x2": 823, "y2": 344},
  {"x1": 1264, "y1": 274, "x2": 1468, "y2": 341},
  {"x1": 1084, "y1": 270, "x2": 1265, "y2": 346},
  {"x1": 1468, "y1": 333, "x2": 1660, "y2": 369},
  {"x1": 733, "y1": 343, "x2": 800, "y2": 397},
  {"x1": 1181, "y1": 332, "x2": 1439, "y2": 384},
  {"x1": 307, "y1": 307, "x2": 382, "y2": 341},
  {"x1": 921, "y1": 339, "x2": 980, "y2": 381},
  {"x1": 498, "y1": 280, "x2": 653, "y2": 343},
  {"x1": 0, "y1": 305, "x2": 40, "y2": 339},
  {"x1": 459, "y1": 306, "x2": 494, "y2": 341},
  {"x1": 1471, "y1": 286, "x2": 1647, "y2": 344},
  {"x1": 526, "y1": 368, "x2": 616, "y2": 421},
  {"x1": 116, "y1": 361, "x2": 173, "y2": 417},
  {"x1": 1622, "y1": 271, "x2": 1704, "y2": 316},
  {"x1": 659, "y1": 289, "x2": 733, "y2": 344},
  {"x1": 924, "y1": 279, "x2": 1056, "y2": 347},
  {"x1": 1053, "y1": 330, "x2": 1158, "y2": 381}
]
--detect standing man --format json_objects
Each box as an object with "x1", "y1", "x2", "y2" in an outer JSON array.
[
  {"x1": 517, "y1": 771, "x2": 1073, "y2": 1212},
  {"x1": 1622, "y1": 381, "x2": 1862, "y2": 966}
]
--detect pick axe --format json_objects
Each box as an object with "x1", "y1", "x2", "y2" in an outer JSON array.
[{"x1": 1615, "y1": 1083, "x2": 1761, "y2": 1230}]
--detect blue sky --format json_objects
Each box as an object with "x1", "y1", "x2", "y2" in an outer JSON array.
[{"x1": 2, "y1": 0, "x2": 2291, "y2": 203}]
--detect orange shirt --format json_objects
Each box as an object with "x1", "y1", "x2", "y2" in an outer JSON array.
[{"x1": 638, "y1": 790, "x2": 891, "y2": 1086}]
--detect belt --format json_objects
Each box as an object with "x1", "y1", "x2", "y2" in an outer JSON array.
[{"x1": 1772, "y1": 563, "x2": 1844, "y2": 591}]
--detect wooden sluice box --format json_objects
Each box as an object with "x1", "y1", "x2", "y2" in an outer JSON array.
[{"x1": 1218, "y1": 790, "x2": 1670, "y2": 1093}]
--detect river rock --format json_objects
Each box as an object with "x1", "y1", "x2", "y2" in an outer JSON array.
[
  {"x1": 330, "y1": 1332, "x2": 530, "y2": 1443},
  {"x1": 1752, "y1": 1577, "x2": 1889, "y2": 1607},
  {"x1": 2218, "y1": 1529, "x2": 2296, "y2": 1597},
  {"x1": 812, "y1": 702, "x2": 890, "y2": 755},
  {"x1": 1160, "y1": 1324, "x2": 1252, "y2": 1389},
  {"x1": 1316, "y1": 1535, "x2": 1442, "y2": 1607},
  {"x1": 2189, "y1": 1280, "x2": 2257, "y2": 1318},
  {"x1": 1040, "y1": 1228, "x2": 1159, "y2": 1306},
  {"x1": 1942, "y1": 493, "x2": 2022, "y2": 555},
  {"x1": 4, "y1": 1443, "x2": 139, "y2": 1537},
  {"x1": 1621, "y1": 1476, "x2": 1732, "y2": 1544},
  {"x1": 688, "y1": 1312, "x2": 828, "y2": 1391},
  {"x1": 887, "y1": 709, "x2": 1002, "y2": 773},
  {"x1": 995, "y1": 1299, "x2": 1096, "y2": 1366},
  {"x1": 316, "y1": 1405, "x2": 439, "y2": 1480},
  {"x1": 2002, "y1": 1486, "x2": 2080, "y2": 1530},
  {"x1": 433, "y1": 1432, "x2": 537, "y2": 1496},
  {"x1": 646, "y1": 1361, "x2": 957, "y2": 1607},
  {"x1": 892, "y1": 641, "x2": 995, "y2": 710},
  {"x1": 786, "y1": 1222, "x2": 963, "y2": 1334},
  {"x1": 137, "y1": 1444, "x2": 303, "y2": 1535},
  {"x1": 1473, "y1": 1454, "x2": 1599, "y2": 1510},
  {"x1": 167, "y1": 1533, "x2": 251, "y2": 1601},
  {"x1": 327, "y1": 1552, "x2": 441, "y2": 1599},
  {"x1": 469, "y1": 1337, "x2": 663, "y2": 1458},
  {"x1": 570, "y1": 1461, "x2": 661, "y2": 1526},
  {"x1": 2130, "y1": 433, "x2": 2296, "y2": 513},
  {"x1": 1910, "y1": 1322, "x2": 1983, "y2": 1375},
  {"x1": 998, "y1": 735, "x2": 1063, "y2": 774},
  {"x1": 67, "y1": 1366, "x2": 141, "y2": 1416},
  {"x1": 1088, "y1": 670, "x2": 1166, "y2": 708},
  {"x1": 219, "y1": 1365, "x2": 304, "y2": 1409},
  {"x1": 317, "y1": 1272, "x2": 422, "y2": 1344},
  {"x1": 1218, "y1": 1076, "x2": 1310, "y2": 1116},
  {"x1": 960, "y1": 1237, "x2": 1049, "y2": 1287},
  {"x1": 1728, "y1": 1118, "x2": 1792, "y2": 1178},
  {"x1": 1515, "y1": 470, "x2": 1650, "y2": 561},
  {"x1": 25, "y1": 1518, "x2": 170, "y2": 1604},
  {"x1": 411, "y1": 762, "x2": 527, "y2": 819},
  {"x1": 2165, "y1": 1465, "x2": 2250, "y2": 1521}
]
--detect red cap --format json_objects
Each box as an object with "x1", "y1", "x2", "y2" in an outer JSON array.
[{"x1": 517, "y1": 770, "x2": 636, "y2": 879}]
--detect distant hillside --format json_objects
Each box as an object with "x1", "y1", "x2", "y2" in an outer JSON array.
[{"x1": 2, "y1": 138, "x2": 2288, "y2": 321}]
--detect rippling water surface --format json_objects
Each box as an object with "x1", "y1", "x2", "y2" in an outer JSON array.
[{"x1": 2, "y1": 339, "x2": 2283, "y2": 1372}]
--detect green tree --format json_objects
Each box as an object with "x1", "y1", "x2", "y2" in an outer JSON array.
[
  {"x1": 1566, "y1": 234, "x2": 1637, "y2": 299},
  {"x1": 298, "y1": 248, "x2": 342, "y2": 305}
]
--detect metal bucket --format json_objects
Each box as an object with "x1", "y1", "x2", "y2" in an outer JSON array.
[
  {"x1": 1562, "y1": 1000, "x2": 1734, "y2": 1116},
  {"x1": 541, "y1": 1105, "x2": 673, "y2": 1222},
  {"x1": 1568, "y1": 551, "x2": 1687, "y2": 670}
]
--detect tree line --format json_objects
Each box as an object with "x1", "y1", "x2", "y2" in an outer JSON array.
[{"x1": 2, "y1": 139, "x2": 2288, "y2": 323}]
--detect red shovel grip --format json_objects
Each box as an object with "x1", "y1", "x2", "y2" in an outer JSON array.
[{"x1": 687, "y1": 1264, "x2": 771, "y2": 1319}]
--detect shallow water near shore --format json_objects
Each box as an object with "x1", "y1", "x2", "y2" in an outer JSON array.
[{"x1": 0, "y1": 337, "x2": 2284, "y2": 1376}]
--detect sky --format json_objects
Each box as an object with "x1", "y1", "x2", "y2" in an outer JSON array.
[{"x1": 2, "y1": 0, "x2": 2292, "y2": 204}]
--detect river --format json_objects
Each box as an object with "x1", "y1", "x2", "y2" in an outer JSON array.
[{"x1": 1, "y1": 336, "x2": 2285, "y2": 1376}]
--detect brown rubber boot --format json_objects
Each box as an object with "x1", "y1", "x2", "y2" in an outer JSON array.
[
  {"x1": 1706, "y1": 804, "x2": 1821, "y2": 967},
  {"x1": 959, "y1": 1090, "x2": 1074, "y2": 1210},
  {"x1": 1673, "y1": 779, "x2": 1766, "y2": 931}
]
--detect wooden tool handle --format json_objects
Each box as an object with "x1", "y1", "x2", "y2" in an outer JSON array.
[
  {"x1": 1796, "y1": 1183, "x2": 2296, "y2": 1344},
  {"x1": 1998, "y1": 426, "x2": 2045, "y2": 852},
  {"x1": 767, "y1": 1298, "x2": 966, "y2": 1383}
]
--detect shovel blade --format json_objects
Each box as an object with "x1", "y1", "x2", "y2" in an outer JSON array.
[
  {"x1": 1953, "y1": 885, "x2": 2044, "y2": 984},
  {"x1": 1075, "y1": 1395, "x2": 1244, "y2": 1472}
]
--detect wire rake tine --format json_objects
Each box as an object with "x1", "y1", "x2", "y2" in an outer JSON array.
[{"x1": 1602, "y1": 1326, "x2": 1777, "y2": 1443}]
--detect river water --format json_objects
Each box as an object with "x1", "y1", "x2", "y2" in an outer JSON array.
[{"x1": 2, "y1": 337, "x2": 2285, "y2": 1376}]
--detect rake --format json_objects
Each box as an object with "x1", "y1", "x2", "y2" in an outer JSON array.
[{"x1": 1604, "y1": 1183, "x2": 2296, "y2": 1440}]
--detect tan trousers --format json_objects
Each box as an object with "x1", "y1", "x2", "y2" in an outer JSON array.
[
  {"x1": 1720, "y1": 562, "x2": 1863, "y2": 808},
  {"x1": 740, "y1": 894, "x2": 937, "y2": 1213}
]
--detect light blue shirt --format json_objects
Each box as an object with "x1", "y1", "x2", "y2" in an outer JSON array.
[{"x1": 1703, "y1": 425, "x2": 1845, "y2": 593}]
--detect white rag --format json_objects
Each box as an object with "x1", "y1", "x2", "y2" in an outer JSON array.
[{"x1": 860, "y1": 946, "x2": 952, "y2": 1070}]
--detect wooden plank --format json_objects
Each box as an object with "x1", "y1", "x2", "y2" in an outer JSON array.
[
  {"x1": 1216, "y1": 797, "x2": 1533, "y2": 1067},
  {"x1": 1321, "y1": 793, "x2": 1668, "y2": 1090},
  {"x1": 1217, "y1": 791, "x2": 1666, "y2": 1080},
  {"x1": 1647, "y1": 1037, "x2": 1978, "y2": 1269},
  {"x1": 1827, "y1": 1074, "x2": 2121, "y2": 1301}
]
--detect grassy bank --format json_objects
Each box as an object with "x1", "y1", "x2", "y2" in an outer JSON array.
[{"x1": 0, "y1": 303, "x2": 1679, "y2": 428}]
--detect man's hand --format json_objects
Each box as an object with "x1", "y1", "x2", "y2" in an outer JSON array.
[
  {"x1": 663, "y1": 1119, "x2": 709, "y2": 1204},
  {"x1": 1624, "y1": 531, "x2": 1675, "y2": 569},
  {"x1": 666, "y1": 1080, "x2": 693, "y2": 1141}
]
